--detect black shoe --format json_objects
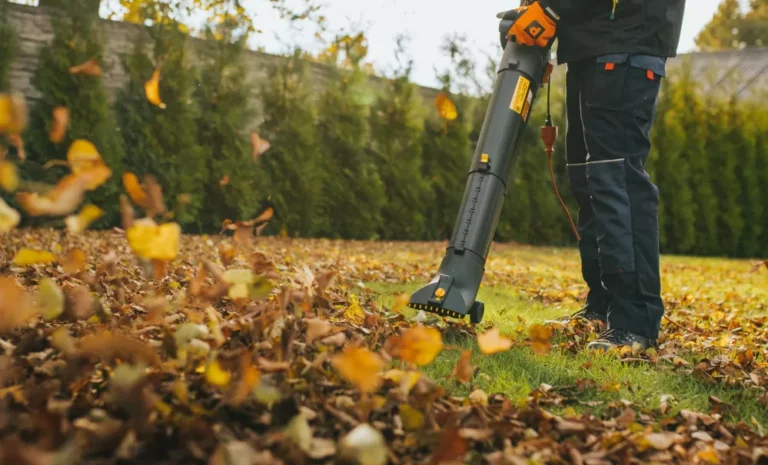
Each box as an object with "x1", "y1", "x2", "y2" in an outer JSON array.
[
  {"x1": 587, "y1": 328, "x2": 656, "y2": 352},
  {"x1": 545, "y1": 307, "x2": 607, "y2": 326}
]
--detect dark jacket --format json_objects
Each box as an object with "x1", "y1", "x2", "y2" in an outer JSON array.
[{"x1": 541, "y1": 0, "x2": 686, "y2": 64}]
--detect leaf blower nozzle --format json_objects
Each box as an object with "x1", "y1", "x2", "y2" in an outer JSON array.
[{"x1": 409, "y1": 41, "x2": 552, "y2": 324}]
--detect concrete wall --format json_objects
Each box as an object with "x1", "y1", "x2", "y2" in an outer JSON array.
[{"x1": 3, "y1": 2, "x2": 443, "y2": 112}]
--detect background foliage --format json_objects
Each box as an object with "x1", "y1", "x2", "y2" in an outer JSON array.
[{"x1": 4, "y1": 0, "x2": 768, "y2": 257}]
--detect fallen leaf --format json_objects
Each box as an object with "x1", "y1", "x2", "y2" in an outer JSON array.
[
  {"x1": 64, "y1": 204, "x2": 104, "y2": 233},
  {"x1": 332, "y1": 346, "x2": 383, "y2": 393},
  {"x1": 399, "y1": 404, "x2": 424, "y2": 430},
  {"x1": 126, "y1": 219, "x2": 181, "y2": 261},
  {"x1": 428, "y1": 427, "x2": 467, "y2": 465},
  {"x1": 13, "y1": 248, "x2": 57, "y2": 266},
  {"x1": 69, "y1": 58, "x2": 102, "y2": 76},
  {"x1": 251, "y1": 132, "x2": 271, "y2": 161},
  {"x1": 435, "y1": 92, "x2": 458, "y2": 120},
  {"x1": 477, "y1": 328, "x2": 513, "y2": 355},
  {"x1": 49, "y1": 106, "x2": 70, "y2": 143},
  {"x1": 452, "y1": 349, "x2": 473, "y2": 383},
  {"x1": 643, "y1": 432, "x2": 677, "y2": 450},
  {"x1": 285, "y1": 413, "x2": 312, "y2": 454},
  {"x1": 696, "y1": 445, "x2": 721, "y2": 464},
  {"x1": 306, "y1": 318, "x2": 333, "y2": 344},
  {"x1": 144, "y1": 68, "x2": 166, "y2": 109},
  {"x1": 396, "y1": 325, "x2": 443, "y2": 366},
  {"x1": 469, "y1": 389, "x2": 488, "y2": 406}
]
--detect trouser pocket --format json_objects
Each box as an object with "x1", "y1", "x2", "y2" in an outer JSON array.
[{"x1": 586, "y1": 159, "x2": 635, "y2": 275}]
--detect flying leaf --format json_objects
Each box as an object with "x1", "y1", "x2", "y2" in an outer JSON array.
[
  {"x1": 230, "y1": 352, "x2": 260, "y2": 406},
  {"x1": 67, "y1": 139, "x2": 112, "y2": 190},
  {"x1": 61, "y1": 248, "x2": 87, "y2": 273},
  {"x1": 49, "y1": 106, "x2": 70, "y2": 143},
  {"x1": 0, "y1": 277, "x2": 34, "y2": 333},
  {"x1": 529, "y1": 324, "x2": 553, "y2": 356},
  {"x1": 205, "y1": 358, "x2": 232, "y2": 388},
  {"x1": 65, "y1": 204, "x2": 104, "y2": 234},
  {"x1": 332, "y1": 346, "x2": 383, "y2": 393},
  {"x1": 285, "y1": 413, "x2": 312, "y2": 454},
  {"x1": 251, "y1": 132, "x2": 271, "y2": 161},
  {"x1": 435, "y1": 93, "x2": 458, "y2": 120},
  {"x1": 0, "y1": 160, "x2": 19, "y2": 192},
  {"x1": 13, "y1": 248, "x2": 57, "y2": 266},
  {"x1": 338, "y1": 424, "x2": 387, "y2": 465},
  {"x1": 37, "y1": 278, "x2": 65, "y2": 321},
  {"x1": 306, "y1": 318, "x2": 333, "y2": 344},
  {"x1": 15, "y1": 174, "x2": 88, "y2": 216},
  {"x1": 477, "y1": 328, "x2": 513, "y2": 355},
  {"x1": 396, "y1": 325, "x2": 443, "y2": 366},
  {"x1": 0, "y1": 197, "x2": 20, "y2": 233},
  {"x1": 222, "y1": 268, "x2": 273, "y2": 301},
  {"x1": 126, "y1": 219, "x2": 181, "y2": 261},
  {"x1": 399, "y1": 404, "x2": 424, "y2": 430},
  {"x1": 219, "y1": 175, "x2": 230, "y2": 186},
  {"x1": 0, "y1": 93, "x2": 28, "y2": 135},
  {"x1": 143, "y1": 174, "x2": 166, "y2": 217},
  {"x1": 452, "y1": 350, "x2": 473, "y2": 383},
  {"x1": 145, "y1": 68, "x2": 166, "y2": 109},
  {"x1": 69, "y1": 58, "x2": 102, "y2": 76},
  {"x1": 122, "y1": 172, "x2": 148, "y2": 207}
]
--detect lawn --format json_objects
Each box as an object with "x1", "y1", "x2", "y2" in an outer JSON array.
[{"x1": 1, "y1": 231, "x2": 767, "y2": 464}]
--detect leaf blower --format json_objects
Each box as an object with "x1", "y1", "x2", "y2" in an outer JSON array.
[{"x1": 409, "y1": 1, "x2": 577, "y2": 324}]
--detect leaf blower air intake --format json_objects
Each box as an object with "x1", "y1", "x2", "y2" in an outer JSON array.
[{"x1": 409, "y1": 5, "x2": 565, "y2": 324}]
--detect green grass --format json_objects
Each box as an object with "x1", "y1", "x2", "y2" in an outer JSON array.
[{"x1": 367, "y1": 282, "x2": 768, "y2": 426}]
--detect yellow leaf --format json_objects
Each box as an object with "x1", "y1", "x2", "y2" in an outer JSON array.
[
  {"x1": 343, "y1": 295, "x2": 366, "y2": 325},
  {"x1": 0, "y1": 93, "x2": 28, "y2": 135},
  {"x1": 37, "y1": 278, "x2": 64, "y2": 321},
  {"x1": 332, "y1": 346, "x2": 384, "y2": 393},
  {"x1": 529, "y1": 324, "x2": 553, "y2": 356},
  {"x1": 49, "y1": 106, "x2": 70, "y2": 143},
  {"x1": 67, "y1": 140, "x2": 112, "y2": 190},
  {"x1": 0, "y1": 161, "x2": 19, "y2": 192},
  {"x1": 126, "y1": 219, "x2": 181, "y2": 261},
  {"x1": 0, "y1": 198, "x2": 20, "y2": 233},
  {"x1": 435, "y1": 93, "x2": 458, "y2": 120},
  {"x1": 477, "y1": 328, "x2": 513, "y2": 355},
  {"x1": 13, "y1": 248, "x2": 57, "y2": 266},
  {"x1": 469, "y1": 389, "x2": 489, "y2": 406},
  {"x1": 696, "y1": 445, "x2": 720, "y2": 464},
  {"x1": 15, "y1": 174, "x2": 88, "y2": 217},
  {"x1": 397, "y1": 325, "x2": 443, "y2": 366},
  {"x1": 145, "y1": 68, "x2": 166, "y2": 109},
  {"x1": 205, "y1": 359, "x2": 232, "y2": 388},
  {"x1": 64, "y1": 204, "x2": 104, "y2": 234},
  {"x1": 399, "y1": 404, "x2": 424, "y2": 431},
  {"x1": 251, "y1": 132, "x2": 271, "y2": 162}
]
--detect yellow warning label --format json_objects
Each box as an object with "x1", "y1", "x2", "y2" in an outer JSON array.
[
  {"x1": 510, "y1": 76, "x2": 531, "y2": 114},
  {"x1": 521, "y1": 89, "x2": 533, "y2": 121}
]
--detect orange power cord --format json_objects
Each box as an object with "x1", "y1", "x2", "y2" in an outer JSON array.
[{"x1": 541, "y1": 73, "x2": 581, "y2": 242}]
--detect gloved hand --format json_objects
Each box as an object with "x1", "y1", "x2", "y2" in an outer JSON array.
[{"x1": 497, "y1": 2, "x2": 558, "y2": 49}]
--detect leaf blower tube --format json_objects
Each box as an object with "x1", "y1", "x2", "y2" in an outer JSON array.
[{"x1": 409, "y1": 38, "x2": 552, "y2": 324}]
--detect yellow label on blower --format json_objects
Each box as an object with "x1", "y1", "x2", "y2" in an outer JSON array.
[{"x1": 510, "y1": 76, "x2": 531, "y2": 115}]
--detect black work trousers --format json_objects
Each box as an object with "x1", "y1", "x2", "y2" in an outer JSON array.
[{"x1": 565, "y1": 57, "x2": 664, "y2": 340}]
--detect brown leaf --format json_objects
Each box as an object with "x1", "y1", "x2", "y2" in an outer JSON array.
[
  {"x1": 528, "y1": 324, "x2": 553, "y2": 356},
  {"x1": 251, "y1": 132, "x2": 271, "y2": 161},
  {"x1": 428, "y1": 427, "x2": 467, "y2": 465},
  {"x1": 452, "y1": 349, "x2": 473, "y2": 383},
  {"x1": 49, "y1": 106, "x2": 70, "y2": 143},
  {"x1": 77, "y1": 331, "x2": 160, "y2": 365},
  {"x1": 69, "y1": 58, "x2": 103, "y2": 76},
  {"x1": 477, "y1": 328, "x2": 513, "y2": 355},
  {"x1": 0, "y1": 277, "x2": 34, "y2": 333}
]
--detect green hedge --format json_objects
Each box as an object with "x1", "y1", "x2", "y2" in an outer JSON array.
[{"x1": 6, "y1": 13, "x2": 768, "y2": 257}]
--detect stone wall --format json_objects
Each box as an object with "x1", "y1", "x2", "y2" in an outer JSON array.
[{"x1": 4, "y1": 2, "x2": 443, "y2": 113}]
